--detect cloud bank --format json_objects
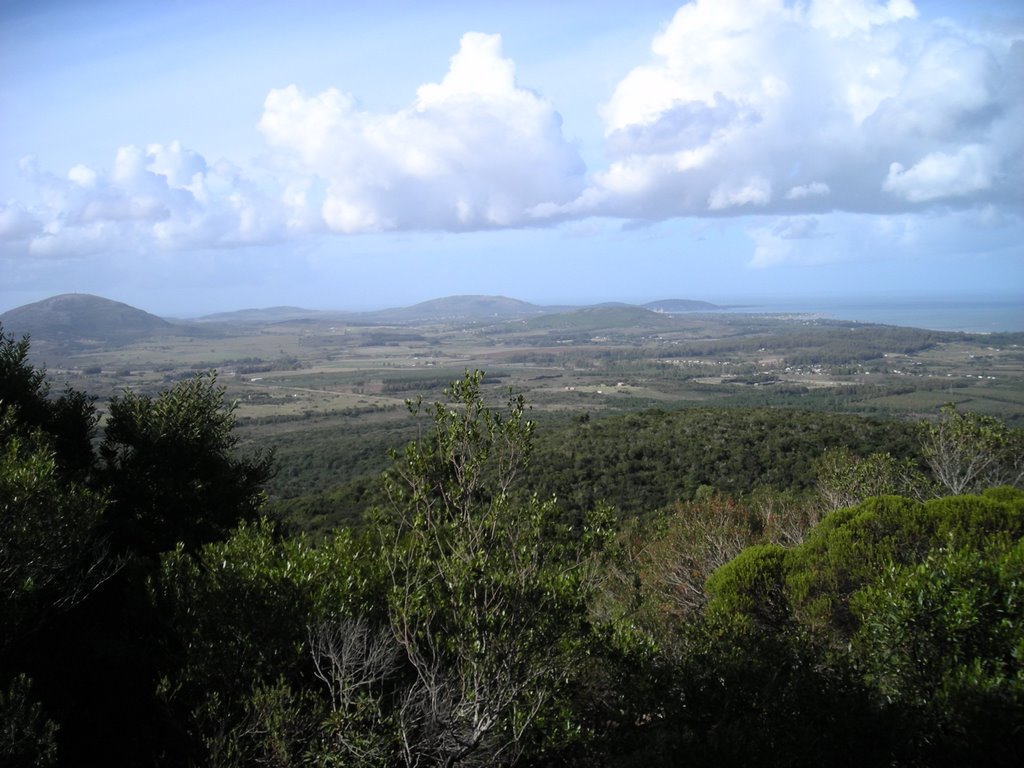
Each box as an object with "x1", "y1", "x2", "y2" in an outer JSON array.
[
  {"x1": 2, "y1": 1, "x2": 1020, "y2": 263},
  {"x1": 576, "y1": 0, "x2": 1022, "y2": 220},
  {"x1": 2, "y1": 144, "x2": 289, "y2": 259}
]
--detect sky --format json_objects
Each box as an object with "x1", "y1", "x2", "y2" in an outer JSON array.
[{"x1": 1, "y1": 0, "x2": 1022, "y2": 317}]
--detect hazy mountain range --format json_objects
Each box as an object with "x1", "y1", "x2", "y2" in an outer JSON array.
[{"x1": 0, "y1": 293, "x2": 725, "y2": 345}]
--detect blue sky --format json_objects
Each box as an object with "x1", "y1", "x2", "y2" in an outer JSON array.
[{"x1": 1, "y1": 0, "x2": 1021, "y2": 316}]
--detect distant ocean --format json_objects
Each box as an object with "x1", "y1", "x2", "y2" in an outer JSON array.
[{"x1": 725, "y1": 298, "x2": 1024, "y2": 333}]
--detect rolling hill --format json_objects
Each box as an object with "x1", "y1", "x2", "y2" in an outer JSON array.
[
  {"x1": 1, "y1": 293, "x2": 729, "y2": 345},
  {"x1": 193, "y1": 306, "x2": 327, "y2": 324},
  {"x1": 0, "y1": 293, "x2": 175, "y2": 344},
  {"x1": 366, "y1": 295, "x2": 558, "y2": 323},
  {"x1": 520, "y1": 305, "x2": 678, "y2": 332},
  {"x1": 643, "y1": 298, "x2": 723, "y2": 313}
]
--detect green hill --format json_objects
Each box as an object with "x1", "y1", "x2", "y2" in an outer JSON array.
[
  {"x1": 643, "y1": 298, "x2": 722, "y2": 313},
  {"x1": 369, "y1": 294, "x2": 555, "y2": 323},
  {"x1": 521, "y1": 305, "x2": 676, "y2": 332},
  {"x1": 0, "y1": 293, "x2": 174, "y2": 345}
]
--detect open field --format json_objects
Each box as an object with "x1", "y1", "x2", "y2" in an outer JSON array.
[{"x1": 22, "y1": 307, "x2": 1024, "y2": 503}]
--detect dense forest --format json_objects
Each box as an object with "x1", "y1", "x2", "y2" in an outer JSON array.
[
  {"x1": 271, "y1": 407, "x2": 925, "y2": 534},
  {"x1": 3, "y1": 326, "x2": 1023, "y2": 767}
]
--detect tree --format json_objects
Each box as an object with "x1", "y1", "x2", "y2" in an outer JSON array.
[
  {"x1": 814, "y1": 447, "x2": 926, "y2": 511},
  {"x1": 153, "y1": 372, "x2": 613, "y2": 767},
  {"x1": 378, "y1": 370, "x2": 609, "y2": 766},
  {"x1": 0, "y1": 675, "x2": 59, "y2": 768},
  {"x1": 852, "y1": 543, "x2": 1024, "y2": 766},
  {"x1": 0, "y1": 421, "x2": 111, "y2": 654},
  {"x1": 0, "y1": 329, "x2": 49, "y2": 430},
  {"x1": 0, "y1": 424, "x2": 110, "y2": 768},
  {"x1": 0, "y1": 330, "x2": 113, "y2": 768},
  {"x1": 0, "y1": 326, "x2": 97, "y2": 479},
  {"x1": 676, "y1": 488, "x2": 1024, "y2": 766},
  {"x1": 922, "y1": 404, "x2": 1022, "y2": 496},
  {"x1": 156, "y1": 519, "x2": 382, "y2": 766},
  {"x1": 99, "y1": 372, "x2": 272, "y2": 557}
]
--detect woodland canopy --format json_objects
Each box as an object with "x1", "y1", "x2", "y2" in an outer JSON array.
[{"x1": 2, "y1": 326, "x2": 1022, "y2": 767}]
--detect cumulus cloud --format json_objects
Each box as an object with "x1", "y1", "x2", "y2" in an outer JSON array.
[
  {"x1": 258, "y1": 32, "x2": 585, "y2": 233},
  {"x1": 6, "y1": 33, "x2": 586, "y2": 256},
  {"x1": 4, "y1": 142, "x2": 293, "y2": 259},
  {"x1": 883, "y1": 144, "x2": 995, "y2": 202},
  {"x1": 566, "y1": 0, "x2": 1022, "y2": 221},
  {"x1": 4, "y1": 3, "x2": 1020, "y2": 264},
  {"x1": 708, "y1": 177, "x2": 773, "y2": 210}
]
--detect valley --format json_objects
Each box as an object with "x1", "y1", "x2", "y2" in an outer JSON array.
[{"x1": 6, "y1": 293, "x2": 1022, "y2": 510}]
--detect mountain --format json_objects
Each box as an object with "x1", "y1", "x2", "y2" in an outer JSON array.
[
  {"x1": 521, "y1": 305, "x2": 676, "y2": 332},
  {"x1": 1, "y1": 294, "x2": 730, "y2": 342},
  {"x1": 194, "y1": 306, "x2": 326, "y2": 324},
  {"x1": 367, "y1": 295, "x2": 560, "y2": 323},
  {"x1": 0, "y1": 293, "x2": 174, "y2": 344},
  {"x1": 643, "y1": 299, "x2": 723, "y2": 313}
]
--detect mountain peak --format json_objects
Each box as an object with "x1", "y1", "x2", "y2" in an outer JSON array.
[{"x1": 0, "y1": 293, "x2": 172, "y2": 344}]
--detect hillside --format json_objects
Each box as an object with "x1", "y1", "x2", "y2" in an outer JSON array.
[
  {"x1": 0, "y1": 293, "x2": 174, "y2": 344},
  {"x1": 193, "y1": 306, "x2": 326, "y2": 324},
  {"x1": 644, "y1": 298, "x2": 723, "y2": 313},
  {"x1": 368, "y1": 294, "x2": 556, "y2": 323},
  {"x1": 193, "y1": 295, "x2": 725, "y2": 326},
  {"x1": 520, "y1": 305, "x2": 676, "y2": 332}
]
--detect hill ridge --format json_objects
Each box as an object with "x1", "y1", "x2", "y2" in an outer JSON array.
[
  {"x1": 0, "y1": 293, "x2": 173, "y2": 344},
  {"x1": 2, "y1": 293, "x2": 727, "y2": 341}
]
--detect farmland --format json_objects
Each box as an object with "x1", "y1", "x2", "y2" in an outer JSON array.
[{"x1": 20, "y1": 301, "x2": 1024, "y2": 507}]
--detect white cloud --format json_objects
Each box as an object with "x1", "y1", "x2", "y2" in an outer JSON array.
[
  {"x1": 28, "y1": 221, "x2": 117, "y2": 259},
  {"x1": 708, "y1": 177, "x2": 772, "y2": 210},
  {"x1": 883, "y1": 144, "x2": 995, "y2": 202},
  {"x1": 3, "y1": 3, "x2": 1020, "y2": 266},
  {"x1": 5, "y1": 33, "x2": 583, "y2": 256},
  {"x1": 5, "y1": 144, "x2": 290, "y2": 259},
  {"x1": 146, "y1": 141, "x2": 208, "y2": 189},
  {"x1": 807, "y1": 0, "x2": 917, "y2": 36},
  {"x1": 258, "y1": 32, "x2": 585, "y2": 233},
  {"x1": 0, "y1": 203, "x2": 42, "y2": 241},
  {"x1": 785, "y1": 182, "x2": 830, "y2": 200},
  {"x1": 569, "y1": 0, "x2": 1022, "y2": 220},
  {"x1": 67, "y1": 164, "x2": 97, "y2": 188}
]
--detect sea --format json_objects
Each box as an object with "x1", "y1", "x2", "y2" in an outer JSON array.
[{"x1": 722, "y1": 298, "x2": 1024, "y2": 334}]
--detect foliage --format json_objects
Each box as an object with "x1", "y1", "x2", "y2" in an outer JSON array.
[
  {"x1": 151, "y1": 371, "x2": 618, "y2": 767},
  {"x1": 852, "y1": 543, "x2": 1024, "y2": 765},
  {"x1": 0, "y1": 674, "x2": 59, "y2": 768},
  {"x1": 0, "y1": 419, "x2": 111, "y2": 654},
  {"x1": 156, "y1": 518, "x2": 383, "y2": 766},
  {"x1": 522, "y1": 407, "x2": 920, "y2": 522},
  {"x1": 0, "y1": 327, "x2": 97, "y2": 479},
  {"x1": 7, "y1": 321, "x2": 1024, "y2": 766},
  {"x1": 1, "y1": 333, "x2": 286, "y2": 765},
  {"x1": 0, "y1": 330, "x2": 50, "y2": 431},
  {"x1": 922, "y1": 403, "x2": 1024, "y2": 496},
  {"x1": 814, "y1": 446, "x2": 927, "y2": 510},
  {"x1": 630, "y1": 489, "x2": 819, "y2": 630},
  {"x1": 264, "y1": 403, "x2": 929, "y2": 538},
  {"x1": 376, "y1": 370, "x2": 611, "y2": 765},
  {"x1": 99, "y1": 372, "x2": 273, "y2": 556},
  {"x1": 677, "y1": 488, "x2": 1024, "y2": 766}
]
